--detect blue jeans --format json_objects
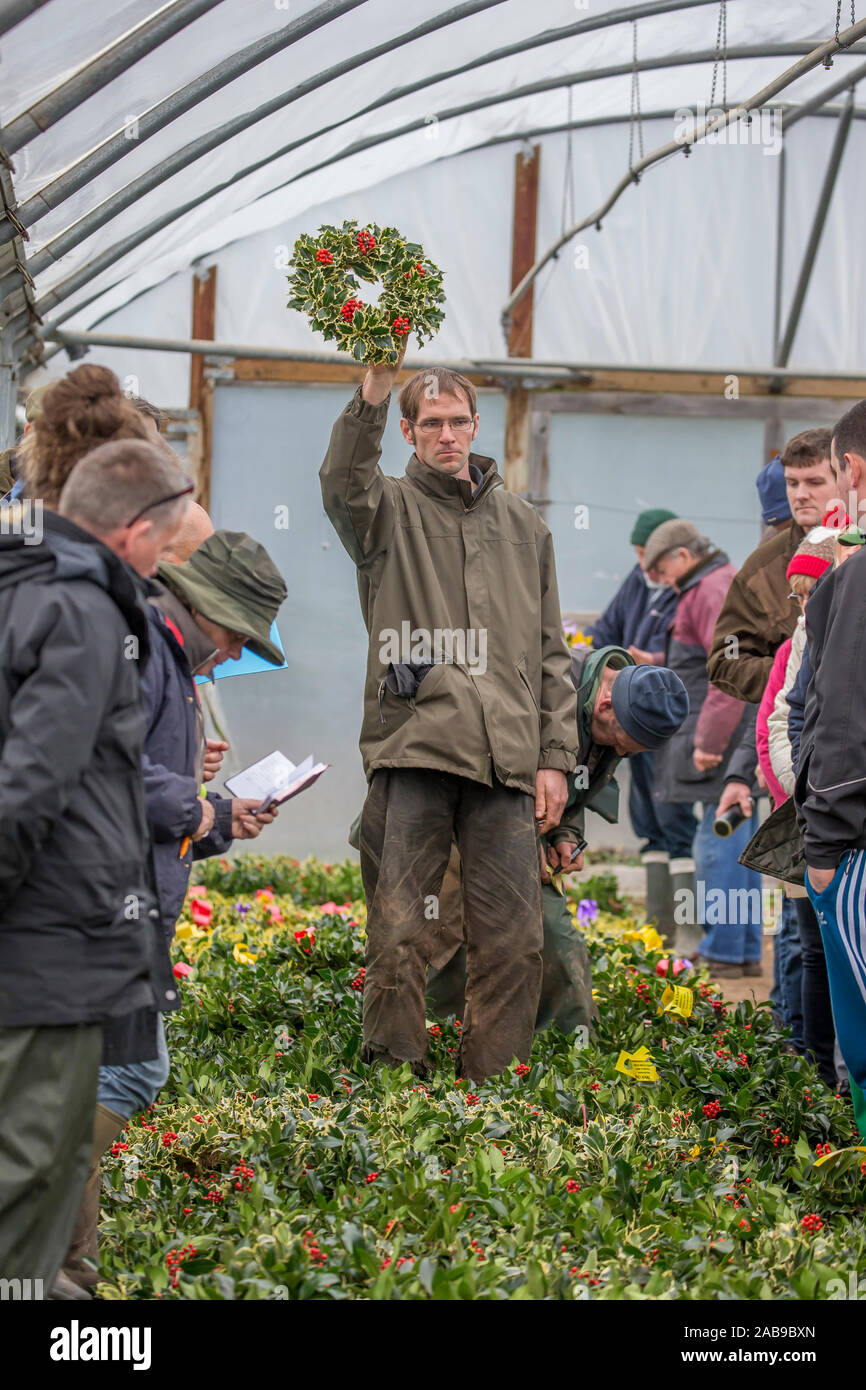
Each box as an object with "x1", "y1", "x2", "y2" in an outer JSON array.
[
  {"x1": 694, "y1": 803, "x2": 763, "y2": 964},
  {"x1": 628, "y1": 750, "x2": 697, "y2": 858},
  {"x1": 97, "y1": 1015, "x2": 170, "y2": 1119},
  {"x1": 769, "y1": 897, "x2": 805, "y2": 1050}
]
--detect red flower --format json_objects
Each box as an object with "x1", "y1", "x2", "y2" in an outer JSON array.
[
  {"x1": 315, "y1": 247, "x2": 333, "y2": 264},
  {"x1": 190, "y1": 899, "x2": 212, "y2": 927}
]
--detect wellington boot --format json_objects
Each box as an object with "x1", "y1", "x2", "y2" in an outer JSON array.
[
  {"x1": 670, "y1": 857, "x2": 702, "y2": 957},
  {"x1": 60, "y1": 1102, "x2": 126, "y2": 1292},
  {"x1": 642, "y1": 851, "x2": 673, "y2": 947}
]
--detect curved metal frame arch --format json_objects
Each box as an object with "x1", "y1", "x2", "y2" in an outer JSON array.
[{"x1": 19, "y1": 36, "x2": 866, "y2": 329}]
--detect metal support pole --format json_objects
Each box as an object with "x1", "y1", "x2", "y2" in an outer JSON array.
[
  {"x1": 0, "y1": 0, "x2": 51, "y2": 37},
  {"x1": 0, "y1": 325, "x2": 18, "y2": 451},
  {"x1": 774, "y1": 90, "x2": 855, "y2": 368},
  {"x1": 2, "y1": 0, "x2": 226, "y2": 154}
]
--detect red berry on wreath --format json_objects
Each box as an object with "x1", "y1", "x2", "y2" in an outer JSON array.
[
  {"x1": 415, "y1": 262, "x2": 425, "y2": 275},
  {"x1": 316, "y1": 248, "x2": 333, "y2": 265},
  {"x1": 341, "y1": 298, "x2": 361, "y2": 322},
  {"x1": 392, "y1": 315, "x2": 410, "y2": 336}
]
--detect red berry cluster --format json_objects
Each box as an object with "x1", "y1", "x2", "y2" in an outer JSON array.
[
  {"x1": 162, "y1": 1131, "x2": 179, "y2": 1147},
  {"x1": 566, "y1": 1179, "x2": 580, "y2": 1193},
  {"x1": 392, "y1": 315, "x2": 410, "y2": 336},
  {"x1": 469, "y1": 1238, "x2": 485, "y2": 1262},
  {"x1": 365, "y1": 1171, "x2": 380, "y2": 1184},
  {"x1": 770, "y1": 1127, "x2": 791, "y2": 1148},
  {"x1": 315, "y1": 247, "x2": 333, "y2": 264},
  {"x1": 166, "y1": 1243, "x2": 197, "y2": 1289},
  {"x1": 110, "y1": 1141, "x2": 129, "y2": 1156},
  {"x1": 572, "y1": 1270, "x2": 602, "y2": 1284},
  {"x1": 815, "y1": 1142, "x2": 832, "y2": 1157},
  {"x1": 341, "y1": 297, "x2": 362, "y2": 322},
  {"x1": 428, "y1": 1024, "x2": 442, "y2": 1037},
  {"x1": 302, "y1": 1229, "x2": 327, "y2": 1264},
  {"x1": 702, "y1": 1099, "x2": 721, "y2": 1120},
  {"x1": 350, "y1": 966, "x2": 366, "y2": 992},
  {"x1": 232, "y1": 1162, "x2": 254, "y2": 1192},
  {"x1": 356, "y1": 230, "x2": 377, "y2": 254},
  {"x1": 738, "y1": 1218, "x2": 752, "y2": 1231},
  {"x1": 801, "y1": 1212, "x2": 823, "y2": 1233},
  {"x1": 514, "y1": 1063, "x2": 530, "y2": 1077},
  {"x1": 634, "y1": 978, "x2": 651, "y2": 1002},
  {"x1": 465, "y1": 1093, "x2": 479, "y2": 1107}
]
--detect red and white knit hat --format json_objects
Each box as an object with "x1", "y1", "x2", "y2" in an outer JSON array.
[{"x1": 786, "y1": 526, "x2": 838, "y2": 581}]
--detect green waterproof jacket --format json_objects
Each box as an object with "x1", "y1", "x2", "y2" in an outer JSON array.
[
  {"x1": 547, "y1": 644, "x2": 635, "y2": 847},
  {"x1": 320, "y1": 388, "x2": 578, "y2": 795}
]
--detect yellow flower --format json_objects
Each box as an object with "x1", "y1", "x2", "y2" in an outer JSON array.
[{"x1": 232, "y1": 943, "x2": 259, "y2": 966}]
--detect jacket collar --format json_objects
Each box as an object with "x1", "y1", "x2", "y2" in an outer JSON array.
[
  {"x1": 148, "y1": 581, "x2": 218, "y2": 675},
  {"x1": 675, "y1": 548, "x2": 730, "y2": 596},
  {"x1": 405, "y1": 452, "x2": 502, "y2": 509},
  {"x1": 40, "y1": 511, "x2": 151, "y2": 664}
]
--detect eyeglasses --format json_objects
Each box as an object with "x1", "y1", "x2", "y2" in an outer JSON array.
[
  {"x1": 126, "y1": 482, "x2": 195, "y2": 528},
  {"x1": 411, "y1": 417, "x2": 475, "y2": 435}
]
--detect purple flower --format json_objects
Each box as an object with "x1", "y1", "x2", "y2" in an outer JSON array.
[
  {"x1": 234, "y1": 902, "x2": 251, "y2": 916},
  {"x1": 576, "y1": 899, "x2": 598, "y2": 925}
]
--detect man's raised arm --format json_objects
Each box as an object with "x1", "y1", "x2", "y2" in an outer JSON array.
[{"x1": 319, "y1": 355, "x2": 404, "y2": 566}]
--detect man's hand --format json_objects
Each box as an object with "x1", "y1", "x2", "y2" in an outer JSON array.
[
  {"x1": 535, "y1": 769, "x2": 568, "y2": 835},
  {"x1": 755, "y1": 763, "x2": 768, "y2": 792},
  {"x1": 203, "y1": 738, "x2": 229, "y2": 783},
  {"x1": 191, "y1": 797, "x2": 215, "y2": 842},
  {"x1": 361, "y1": 344, "x2": 407, "y2": 406},
  {"x1": 716, "y1": 779, "x2": 753, "y2": 819},
  {"x1": 627, "y1": 645, "x2": 657, "y2": 666},
  {"x1": 546, "y1": 838, "x2": 585, "y2": 875},
  {"x1": 693, "y1": 747, "x2": 723, "y2": 772},
  {"x1": 231, "y1": 798, "x2": 280, "y2": 840},
  {"x1": 807, "y1": 865, "x2": 836, "y2": 894}
]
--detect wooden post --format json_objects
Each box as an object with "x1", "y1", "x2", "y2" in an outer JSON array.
[
  {"x1": 189, "y1": 265, "x2": 217, "y2": 509},
  {"x1": 504, "y1": 146, "x2": 540, "y2": 494}
]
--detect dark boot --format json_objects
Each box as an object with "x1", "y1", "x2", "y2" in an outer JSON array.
[
  {"x1": 56, "y1": 1103, "x2": 126, "y2": 1295},
  {"x1": 642, "y1": 851, "x2": 673, "y2": 946}
]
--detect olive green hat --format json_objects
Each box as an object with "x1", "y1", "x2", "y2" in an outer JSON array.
[
  {"x1": 158, "y1": 530, "x2": 287, "y2": 666},
  {"x1": 24, "y1": 383, "x2": 51, "y2": 421}
]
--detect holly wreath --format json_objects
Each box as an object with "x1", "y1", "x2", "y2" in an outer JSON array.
[{"x1": 286, "y1": 220, "x2": 445, "y2": 365}]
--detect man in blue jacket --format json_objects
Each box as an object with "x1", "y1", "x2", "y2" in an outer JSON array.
[{"x1": 589, "y1": 508, "x2": 695, "y2": 941}]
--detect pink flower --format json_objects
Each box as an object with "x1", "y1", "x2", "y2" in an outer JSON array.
[
  {"x1": 188, "y1": 886, "x2": 208, "y2": 899},
  {"x1": 173, "y1": 961, "x2": 192, "y2": 979},
  {"x1": 190, "y1": 899, "x2": 212, "y2": 927}
]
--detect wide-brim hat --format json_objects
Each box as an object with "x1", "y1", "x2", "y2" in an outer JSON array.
[{"x1": 159, "y1": 529, "x2": 287, "y2": 666}]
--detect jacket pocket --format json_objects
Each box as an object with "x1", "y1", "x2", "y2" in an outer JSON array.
[{"x1": 516, "y1": 655, "x2": 540, "y2": 716}]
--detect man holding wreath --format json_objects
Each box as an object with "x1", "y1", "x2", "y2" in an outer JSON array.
[{"x1": 320, "y1": 355, "x2": 578, "y2": 1082}]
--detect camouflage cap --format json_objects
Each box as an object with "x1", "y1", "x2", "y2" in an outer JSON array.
[{"x1": 158, "y1": 530, "x2": 287, "y2": 666}]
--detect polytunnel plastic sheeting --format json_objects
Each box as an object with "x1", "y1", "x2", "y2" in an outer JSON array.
[
  {"x1": 2, "y1": 0, "x2": 864, "y2": 366},
  {"x1": 42, "y1": 101, "x2": 866, "y2": 400}
]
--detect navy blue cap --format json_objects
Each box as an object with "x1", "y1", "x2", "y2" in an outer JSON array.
[
  {"x1": 756, "y1": 454, "x2": 791, "y2": 526},
  {"x1": 610, "y1": 664, "x2": 689, "y2": 750}
]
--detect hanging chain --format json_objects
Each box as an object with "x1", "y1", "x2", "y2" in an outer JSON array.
[
  {"x1": 628, "y1": 20, "x2": 644, "y2": 175},
  {"x1": 828, "y1": 1, "x2": 856, "y2": 65},
  {"x1": 709, "y1": 1, "x2": 728, "y2": 111}
]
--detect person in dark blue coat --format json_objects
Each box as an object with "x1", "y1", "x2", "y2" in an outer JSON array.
[{"x1": 588, "y1": 509, "x2": 696, "y2": 940}]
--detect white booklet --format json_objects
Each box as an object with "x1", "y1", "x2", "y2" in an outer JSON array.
[{"x1": 224, "y1": 750, "x2": 329, "y2": 812}]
